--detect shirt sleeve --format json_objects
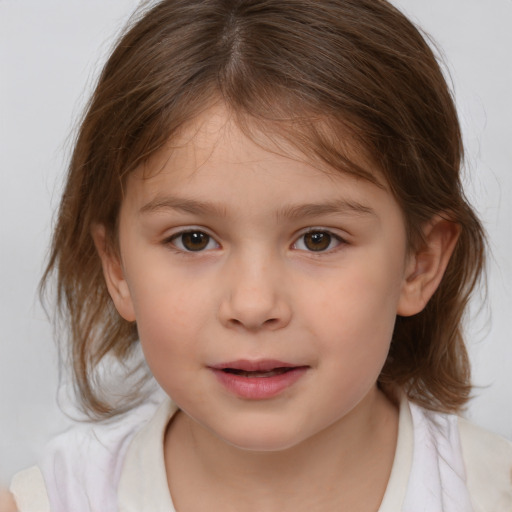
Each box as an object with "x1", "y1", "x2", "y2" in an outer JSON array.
[
  {"x1": 459, "y1": 417, "x2": 512, "y2": 512},
  {"x1": 10, "y1": 466, "x2": 51, "y2": 512}
]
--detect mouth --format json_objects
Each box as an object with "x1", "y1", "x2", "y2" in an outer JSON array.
[
  {"x1": 209, "y1": 360, "x2": 309, "y2": 399},
  {"x1": 211, "y1": 359, "x2": 307, "y2": 375},
  {"x1": 221, "y1": 367, "x2": 301, "y2": 378}
]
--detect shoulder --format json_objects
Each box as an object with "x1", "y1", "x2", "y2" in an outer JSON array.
[
  {"x1": 401, "y1": 399, "x2": 512, "y2": 511},
  {"x1": 10, "y1": 398, "x2": 164, "y2": 512},
  {"x1": 458, "y1": 417, "x2": 512, "y2": 511},
  {"x1": 10, "y1": 466, "x2": 50, "y2": 512}
]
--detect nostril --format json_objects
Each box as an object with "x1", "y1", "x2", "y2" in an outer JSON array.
[
  {"x1": 227, "y1": 316, "x2": 280, "y2": 331},
  {"x1": 219, "y1": 294, "x2": 292, "y2": 331}
]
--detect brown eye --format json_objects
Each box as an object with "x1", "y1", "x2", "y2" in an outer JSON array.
[
  {"x1": 294, "y1": 230, "x2": 343, "y2": 253},
  {"x1": 171, "y1": 231, "x2": 218, "y2": 252},
  {"x1": 303, "y1": 231, "x2": 332, "y2": 251}
]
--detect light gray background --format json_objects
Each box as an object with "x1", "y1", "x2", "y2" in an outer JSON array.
[{"x1": 1, "y1": 0, "x2": 511, "y2": 485}]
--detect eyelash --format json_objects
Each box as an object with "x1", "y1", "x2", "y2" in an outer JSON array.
[
  {"x1": 164, "y1": 228, "x2": 347, "y2": 254},
  {"x1": 292, "y1": 229, "x2": 346, "y2": 253},
  {"x1": 166, "y1": 230, "x2": 220, "y2": 252}
]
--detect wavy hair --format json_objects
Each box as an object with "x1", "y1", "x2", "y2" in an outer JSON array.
[{"x1": 42, "y1": 0, "x2": 485, "y2": 418}]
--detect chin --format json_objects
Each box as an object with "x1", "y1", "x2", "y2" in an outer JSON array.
[{"x1": 212, "y1": 422, "x2": 310, "y2": 453}]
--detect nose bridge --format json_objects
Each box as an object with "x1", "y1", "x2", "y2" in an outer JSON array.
[{"x1": 219, "y1": 245, "x2": 291, "y2": 331}]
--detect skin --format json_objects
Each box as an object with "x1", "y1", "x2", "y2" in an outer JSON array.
[
  {"x1": 0, "y1": 490, "x2": 17, "y2": 512},
  {"x1": 95, "y1": 105, "x2": 459, "y2": 511}
]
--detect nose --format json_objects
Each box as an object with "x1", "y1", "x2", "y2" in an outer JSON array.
[{"x1": 218, "y1": 252, "x2": 292, "y2": 332}]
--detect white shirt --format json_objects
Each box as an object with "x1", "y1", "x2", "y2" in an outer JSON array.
[{"x1": 11, "y1": 397, "x2": 512, "y2": 512}]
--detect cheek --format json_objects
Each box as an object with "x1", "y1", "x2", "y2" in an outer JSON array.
[
  {"x1": 128, "y1": 277, "x2": 213, "y2": 382},
  {"x1": 303, "y1": 254, "x2": 402, "y2": 367},
  {"x1": 136, "y1": 311, "x2": 200, "y2": 402}
]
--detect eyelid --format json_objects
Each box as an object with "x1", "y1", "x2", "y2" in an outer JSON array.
[
  {"x1": 292, "y1": 227, "x2": 348, "y2": 253},
  {"x1": 164, "y1": 227, "x2": 221, "y2": 252}
]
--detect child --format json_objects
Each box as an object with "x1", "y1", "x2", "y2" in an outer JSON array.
[{"x1": 7, "y1": 0, "x2": 512, "y2": 510}]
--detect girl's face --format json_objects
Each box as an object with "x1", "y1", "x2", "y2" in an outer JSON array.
[{"x1": 104, "y1": 106, "x2": 417, "y2": 451}]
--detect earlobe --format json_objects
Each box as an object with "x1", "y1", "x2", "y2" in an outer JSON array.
[
  {"x1": 397, "y1": 216, "x2": 460, "y2": 317},
  {"x1": 91, "y1": 224, "x2": 136, "y2": 322}
]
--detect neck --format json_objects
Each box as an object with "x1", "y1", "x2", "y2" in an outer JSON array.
[{"x1": 164, "y1": 388, "x2": 398, "y2": 512}]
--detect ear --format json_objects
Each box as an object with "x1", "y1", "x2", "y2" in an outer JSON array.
[
  {"x1": 91, "y1": 224, "x2": 136, "y2": 322},
  {"x1": 397, "y1": 216, "x2": 460, "y2": 317}
]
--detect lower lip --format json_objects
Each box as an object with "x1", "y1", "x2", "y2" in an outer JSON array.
[{"x1": 210, "y1": 367, "x2": 308, "y2": 400}]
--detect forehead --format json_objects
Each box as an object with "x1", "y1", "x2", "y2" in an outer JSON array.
[
  {"x1": 121, "y1": 105, "x2": 402, "y2": 228},
  {"x1": 137, "y1": 104, "x2": 384, "y2": 187}
]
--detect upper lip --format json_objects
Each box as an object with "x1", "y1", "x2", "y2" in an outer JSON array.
[{"x1": 210, "y1": 359, "x2": 303, "y2": 372}]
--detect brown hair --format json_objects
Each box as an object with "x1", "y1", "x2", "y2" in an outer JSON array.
[{"x1": 42, "y1": 0, "x2": 485, "y2": 418}]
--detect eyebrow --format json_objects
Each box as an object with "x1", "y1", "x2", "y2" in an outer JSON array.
[
  {"x1": 140, "y1": 196, "x2": 227, "y2": 217},
  {"x1": 277, "y1": 200, "x2": 376, "y2": 220},
  {"x1": 139, "y1": 196, "x2": 376, "y2": 219}
]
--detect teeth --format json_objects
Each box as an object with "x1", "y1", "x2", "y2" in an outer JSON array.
[{"x1": 223, "y1": 367, "x2": 292, "y2": 377}]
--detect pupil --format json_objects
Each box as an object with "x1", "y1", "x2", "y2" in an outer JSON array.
[
  {"x1": 183, "y1": 232, "x2": 208, "y2": 251},
  {"x1": 305, "y1": 232, "x2": 330, "y2": 251}
]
